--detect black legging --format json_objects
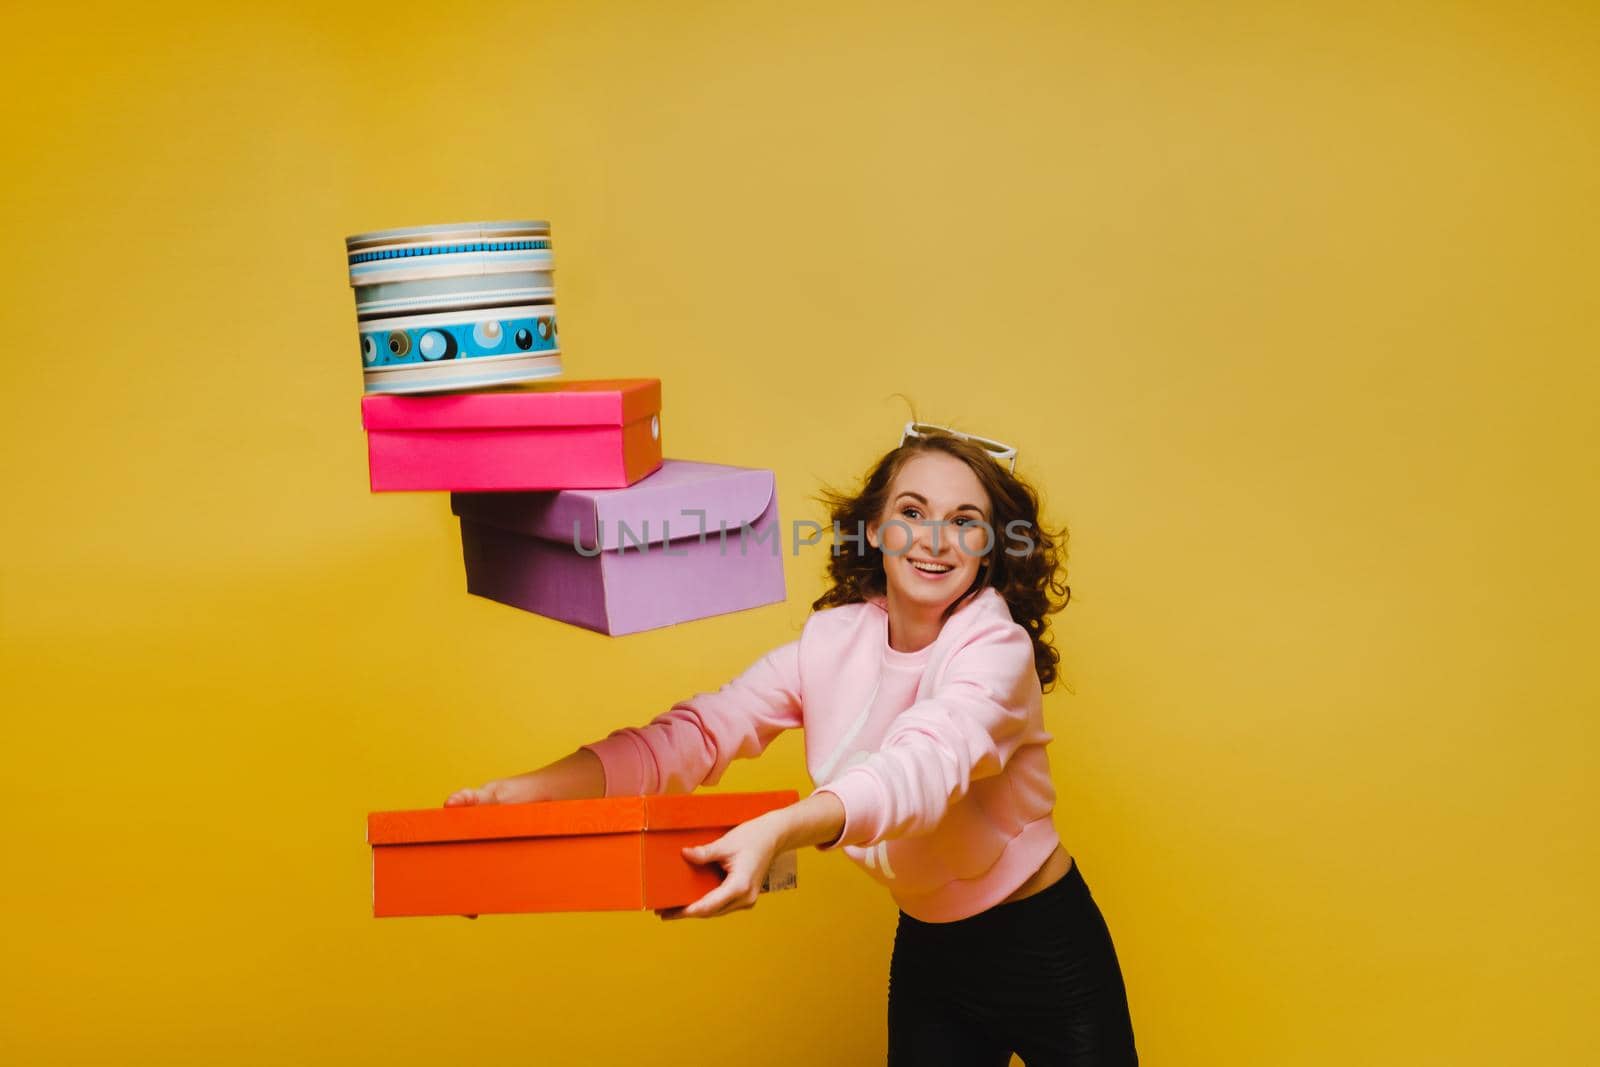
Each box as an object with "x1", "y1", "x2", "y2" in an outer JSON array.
[{"x1": 887, "y1": 860, "x2": 1139, "y2": 1065}]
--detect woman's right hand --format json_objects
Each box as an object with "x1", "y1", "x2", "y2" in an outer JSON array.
[
  {"x1": 444, "y1": 776, "x2": 539, "y2": 807},
  {"x1": 443, "y1": 748, "x2": 607, "y2": 809}
]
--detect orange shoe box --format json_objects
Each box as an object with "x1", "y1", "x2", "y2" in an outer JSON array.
[{"x1": 366, "y1": 790, "x2": 799, "y2": 917}]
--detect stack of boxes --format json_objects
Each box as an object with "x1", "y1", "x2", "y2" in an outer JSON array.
[{"x1": 351, "y1": 219, "x2": 797, "y2": 916}]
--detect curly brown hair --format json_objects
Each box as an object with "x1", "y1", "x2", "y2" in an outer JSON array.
[{"x1": 810, "y1": 427, "x2": 1072, "y2": 691}]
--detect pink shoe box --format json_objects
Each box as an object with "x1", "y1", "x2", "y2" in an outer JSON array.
[
  {"x1": 450, "y1": 459, "x2": 787, "y2": 635},
  {"x1": 360, "y1": 379, "x2": 662, "y2": 492}
]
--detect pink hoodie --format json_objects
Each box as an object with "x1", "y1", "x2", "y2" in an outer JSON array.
[{"x1": 580, "y1": 586, "x2": 1062, "y2": 923}]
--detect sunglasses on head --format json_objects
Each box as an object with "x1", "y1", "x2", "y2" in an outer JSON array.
[{"x1": 899, "y1": 422, "x2": 1018, "y2": 473}]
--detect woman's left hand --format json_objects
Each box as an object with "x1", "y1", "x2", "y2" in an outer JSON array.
[{"x1": 657, "y1": 814, "x2": 784, "y2": 921}]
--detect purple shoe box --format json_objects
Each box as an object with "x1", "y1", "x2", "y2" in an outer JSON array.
[{"x1": 451, "y1": 459, "x2": 787, "y2": 635}]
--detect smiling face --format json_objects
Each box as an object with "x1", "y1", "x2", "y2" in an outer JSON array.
[{"x1": 867, "y1": 451, "x2": 995, "y2": 617}]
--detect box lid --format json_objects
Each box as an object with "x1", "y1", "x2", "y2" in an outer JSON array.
[
  {"x1": 345, "y1": 219, "x2": 551, "y2": 254},
  {"x1": 367, "y1": 791, "x2": 798, "y2": 846},
  {"x1": 450, "y1": 459, "x2": 776, "y2": 553},
  {"x1": 360, "y1": 379, "x2": 660, "y2": 432}
]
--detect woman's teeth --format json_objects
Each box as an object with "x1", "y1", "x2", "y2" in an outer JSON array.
[{"x1": 910, "y1": 560, "x2": 953, "y2": 574}]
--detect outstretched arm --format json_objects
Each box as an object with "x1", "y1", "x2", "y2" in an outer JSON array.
[{"x1": 445, "y1": 637, "x2": 806, "y2": 806}]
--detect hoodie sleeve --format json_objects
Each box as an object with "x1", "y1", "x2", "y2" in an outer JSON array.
[
  {"x1": 812, "y1": 614, "x2": 1040, "y2": 850},
  {"x1": 580, "y1": 637, "x2": 803, "y2": 796}
]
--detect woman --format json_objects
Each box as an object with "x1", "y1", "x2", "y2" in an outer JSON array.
[{"x1": 448, "y1": 425, "x2": 1139, "y2": 1065}]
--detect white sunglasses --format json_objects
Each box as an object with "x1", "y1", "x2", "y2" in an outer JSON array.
[{"x1": 899, "y1": 422, "x2": 1018, "y2": 473}]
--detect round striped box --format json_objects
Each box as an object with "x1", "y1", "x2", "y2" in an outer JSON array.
[{"x1": 345, "y1": 219, "x2": 562, "y2": 394}]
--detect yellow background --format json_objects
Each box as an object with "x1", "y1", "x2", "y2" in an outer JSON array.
[{"x1": 2, "y1": 1, "x2": 1595, "y2": 1063}]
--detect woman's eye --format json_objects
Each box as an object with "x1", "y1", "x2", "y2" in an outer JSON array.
[{"x1": 901, "y1": 507, "x2": 920, "y2": 519}]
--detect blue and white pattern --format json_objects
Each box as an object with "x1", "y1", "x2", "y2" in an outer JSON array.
[
  {"x1": 359, "y1": 312, "x2": 559, "y2": 367},
  {"x1": 348, "y1": 239, "x2": 550, "y2": 265},
  {"x1": 345, "y1": 219, "x2": 561, "y2": 393},
  {"x1": 346, "y1": 250, "x2": 554, "y2": 287}
]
